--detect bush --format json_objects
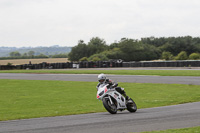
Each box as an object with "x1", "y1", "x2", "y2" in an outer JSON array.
[
  {"x1": 91, "y1": 57, "x2": 101, "y2": 62},
  {"x1": 189, "y1": 53, "x2": 200, "y2": 60},
  {"x1": 175, "y1": 51, "x2": 188, "y2": 60},
  {"x1": 103, "y1": 48, "x2": 123, "y2": 60},
  {"x1": 7, "y1": 62, "x2": 13, "y2": 66},
  {"x1": 88, "y1": 53, "x2": 109, "y2": 62},
  {"x1": 161, "y1": 51, "x2": 174, "y2": 60},
  {"x1": 79, "y1": 57, "x2": 88, "y2": 61}
]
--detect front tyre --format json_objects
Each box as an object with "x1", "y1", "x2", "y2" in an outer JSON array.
[
  {"x1": 103, "y1": 97, "x2": 117, "y2": 114},
  {"x1": 127, "y1": 98, "x2": 137, "y2": 113}
]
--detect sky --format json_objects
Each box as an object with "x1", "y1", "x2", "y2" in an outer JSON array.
[{"x1": 0, "y1": 0, "x2": 200, "y2": 47}]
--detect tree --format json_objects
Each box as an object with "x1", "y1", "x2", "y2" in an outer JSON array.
[
  {"x1": 159, "y1": 43, "x2": 174, "y2": 54},
  {"x1": 103, "y1": 48, "x2": 123, "y2": 60},
  {"x1": 142, "y1": 36, "x2": 200, "y2": 56},
  {"x1": 67, "y1": 36, "x2": 200, "y2": 62},
  {"x1": 22, "y1": 53, "x2": 28, "y2": 56},
  {"x1": 35, "y1": 54, "x2": 48, "y2": 58},
  {"x1": 87, "y1": 37, "x2": 108, "y2": 56},
  {"x1": 142, "y1": 44, "x2": 160, "y2": 60},
  {"x1": 9, "y1": 51, "x2": 21, "y2": 57},
  {"x1": 68, "y1": 37, "x2": 108, "y2": 61},
  {"x1": 109, "y1": 42, "x2": 120, "y2": 49},
  {"x1": 175, "y1": 51, "x2": 188, "y2": 60},
  {"x1": 68, "y1": 40, "x2": 88, "y2": 61},
  {"x1": 28, "y1": 51, "x2": 35, "y2": 57},
  {"x1": 161, "y1": 51, "x2": 174, "y2": 60},
  {"x1": 117, "y1": 38, "x2": 144, "y2": 61},
  {"x1": 117, "y1": 38, "x2": 160, "y2": 61}
]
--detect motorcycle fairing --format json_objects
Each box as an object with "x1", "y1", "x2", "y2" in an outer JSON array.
[{"x1": 106, "y1": 90, "x2": 127, "y2": 109}]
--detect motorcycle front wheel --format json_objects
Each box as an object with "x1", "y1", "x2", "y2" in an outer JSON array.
[
  {"x1": 126, "y1": 98, "x2": 137, "y2": 113},
  {"x1": 102, "y1": 97, "x2": 117, "y2": 114}
]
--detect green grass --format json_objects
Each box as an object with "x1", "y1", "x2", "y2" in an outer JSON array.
[
  {"x1": 0, "y1": 69, "x2": 200, "y2": 76},
  {"x1": 141, "y1": 126, "x2": 200, "y2": 133},
  {"x1": 0, "y1": 79, "x2": 200, "y2": 121}
]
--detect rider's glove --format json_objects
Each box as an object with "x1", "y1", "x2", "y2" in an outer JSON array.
[
  {"x1": 109, "y1": 82, "x2": 113, "y2": 85},
  {"x1": 111, "y1": 84, "x2": 118, "y2": 88}
]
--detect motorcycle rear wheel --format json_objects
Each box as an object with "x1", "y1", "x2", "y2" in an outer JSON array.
[
  {"x1": 126, "y1": 98, "x2": 137, "y2": 112},
  {"x1": 103, "y1": 98, "x2": 117, "y2": 114}
]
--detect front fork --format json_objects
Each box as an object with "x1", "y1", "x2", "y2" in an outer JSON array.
[
  {"x1": 103, "y1": 95, "x2": 114, "y2": 105},
  {"x1": 108, "y1": 95, "x2": 113, "y2": 105}
]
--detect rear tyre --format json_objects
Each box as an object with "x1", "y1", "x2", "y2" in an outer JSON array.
[
  {"x1": 126, "y1": 98, "x2": 137, "y2": 112},
  {"x1": 103, "y1": 97, "x2": 117, "y2": 114}
]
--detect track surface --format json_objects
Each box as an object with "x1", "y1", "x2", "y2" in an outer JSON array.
[
  {"x1": 0, "y1": 72, "x2": 200, "y2": 132},
  {"x1": 0, "y1": 73, "x2": 200, "y2": 85},
  {"x1": 0, "y1": 102, "x2": 200, "y2": 133}
]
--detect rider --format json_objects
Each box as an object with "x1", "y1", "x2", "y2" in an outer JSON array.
[{"x1": 96, "y1": 73, "x2": 130, "y2": 100}]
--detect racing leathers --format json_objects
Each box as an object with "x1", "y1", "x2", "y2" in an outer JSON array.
[{"x1": 96, "y1": 79, "x2": 129, "y2": 100}]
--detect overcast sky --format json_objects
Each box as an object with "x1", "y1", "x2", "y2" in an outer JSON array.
[{"x1": 0, "y1": 0, "x2": 200, "y2": 47}]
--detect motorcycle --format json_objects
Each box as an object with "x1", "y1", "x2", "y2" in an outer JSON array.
[{"x1": 97, "y1": 84, "x2": 137, "y2": 114}]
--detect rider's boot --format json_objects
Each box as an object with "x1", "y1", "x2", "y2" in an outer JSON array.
[
  {"x1": 122, "y1": 90, "x2": 130, "y2": 100},
  {"x1": 117, "y1": 87, "x2": 130, "y2": 100},
  {"x1": 125, "y1": 95, "x2": 130, "y2": 100}
]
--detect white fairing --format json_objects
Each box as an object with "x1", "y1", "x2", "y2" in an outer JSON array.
[{"x1": 97, "y1": 84, "x2": 127, "y2": 110}]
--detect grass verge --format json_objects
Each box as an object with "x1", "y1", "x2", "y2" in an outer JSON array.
[
  {"x1": 141, "y1": 126, "x2": 200, "y2": 133},
  {"x1": 1, "y1": 69, "x2": 200, "y2": 76},
  {"x1": 0, "y1": 79, "x2": 200, "y2": 121}
]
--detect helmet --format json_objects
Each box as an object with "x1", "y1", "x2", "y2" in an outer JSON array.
[{"x1": 98, "y1": 73, "x2": 106, "y2": 83}]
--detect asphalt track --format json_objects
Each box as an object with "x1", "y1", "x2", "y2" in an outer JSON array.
[
  {"x1": 0, "y1": 73, "x2": 200, "y2": 132},
  {"x1": 0, "y1": 102, "x2": 200, "y2": 133},
  {"x1": 0, "y1": 73, "x2": 200, "y2": 85}
]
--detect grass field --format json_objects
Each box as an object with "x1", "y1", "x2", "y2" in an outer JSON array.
[
  {"x1": 141, "y1": 126, "x2": 200, "y2": 133},
  {"x1": 1, "y1": 69, "x2": 200, "y2": 76},
  {"x1": 0, "y1": 58, "x2": 68, "y2": 65},
  {"x1": 0, "y1": 79, "x2": 199, "y2": 121}
]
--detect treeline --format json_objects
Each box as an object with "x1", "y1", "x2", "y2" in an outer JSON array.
[
  {"x1": 0, "y1": 45, "x2": 71, "y2": 57},
  {"x1": 68, "y1": 36, "x2": 200, "y2": 62},
  {"x1": 0, "y1": 50, "x2": 68, "y2": 60}
]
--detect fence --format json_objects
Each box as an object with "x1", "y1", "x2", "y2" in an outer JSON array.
[{"x1": 0, "y1": 60, "x2": 200, "y2": 70}]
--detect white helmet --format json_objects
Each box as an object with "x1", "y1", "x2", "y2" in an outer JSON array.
[{"x1": 98, "y1": 73, "x2": 106, "y2": 83}]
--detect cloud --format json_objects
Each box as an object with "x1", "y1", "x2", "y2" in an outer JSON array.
[{"x1": 0, "y1": 0, "x2": 200, "y2": 47}]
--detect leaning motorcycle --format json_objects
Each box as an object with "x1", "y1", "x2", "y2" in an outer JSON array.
[{"x1": 97, "y1": 84, "x2": 137, "y2": 114}]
